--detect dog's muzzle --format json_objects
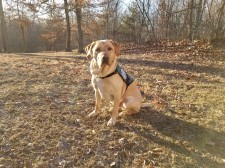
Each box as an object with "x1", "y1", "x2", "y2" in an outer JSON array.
[
  {"x1": 102, "y1": 54, "x2": 109, "y2": 65},
  {"x1": 97, "y1": 53, "x2": 109, "y2": 67}
]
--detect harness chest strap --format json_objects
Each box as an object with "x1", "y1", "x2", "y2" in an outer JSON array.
[{"x1": 99, "y1": 65, "x2": 134, "y2": 87}]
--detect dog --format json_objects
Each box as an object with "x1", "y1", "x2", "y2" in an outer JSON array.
[{"x1": 85, "y1": 39, "x2": 142, "y2": 126}]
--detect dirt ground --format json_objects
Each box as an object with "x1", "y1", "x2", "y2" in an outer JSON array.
[{"x1": 0, "y1": 44, "x2": 225, "y2": 168}]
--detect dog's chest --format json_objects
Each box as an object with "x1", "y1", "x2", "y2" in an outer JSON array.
[{"x1": 95, "y1": 80, "x2": 114, "y2": 101}]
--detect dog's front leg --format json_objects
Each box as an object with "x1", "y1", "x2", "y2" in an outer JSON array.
[
  {"x1": 107, "y1": 96, "x2": 120, "y2": 126},
  {"x1": 88, "y1": 89, "x2": 101, "y2": 117}
]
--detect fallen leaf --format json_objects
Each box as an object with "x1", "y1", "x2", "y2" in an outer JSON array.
[
  {"x1": 153, "y1": 148, "x2": 163, "y2": 152},
  {"x1": 110, "y1": 162, "x2": 116, "y2": 167},
  {"x1": 118, "y1": 138, "x2": 125, "y2": 144}
]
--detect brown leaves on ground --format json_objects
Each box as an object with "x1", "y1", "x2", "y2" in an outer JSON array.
[{"x1": 0, "y1": 45, "x2": 225, "y2": 167}]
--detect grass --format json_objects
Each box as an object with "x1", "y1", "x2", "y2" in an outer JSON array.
[{"x1": 0, "y1": 46, "x2": 225, "y2": 168}]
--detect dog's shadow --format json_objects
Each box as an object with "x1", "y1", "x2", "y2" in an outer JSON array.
[{"x1": 116, "y1": 107, "x2": 225, "y2": 167}]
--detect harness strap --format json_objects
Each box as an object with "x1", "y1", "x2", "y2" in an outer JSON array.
[
  {"x1": 98, "y1": 65, "x2": 134, "y2": 88},
  {"x1": 99, "y1": 69, "x2": 117, "y2": 79}
]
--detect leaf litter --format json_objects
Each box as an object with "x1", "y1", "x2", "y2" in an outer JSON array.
[{"x1": 0, "y1": 44, "x2": 225, "y2": 167}]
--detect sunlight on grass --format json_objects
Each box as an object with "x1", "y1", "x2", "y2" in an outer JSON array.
[{"x1": 0, "y1": 50, "x2": 225, "y2": 167}]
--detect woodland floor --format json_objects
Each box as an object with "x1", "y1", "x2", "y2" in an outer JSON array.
[{"x1": 0, "y1": 44, "x2": 225, "y2": 168}]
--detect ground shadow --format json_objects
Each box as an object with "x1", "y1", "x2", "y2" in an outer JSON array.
[
  {"x1": 116, "y1": 108, "x2": 225, "y2": 167},
  {"x1": 119, "y1": 58, "x2": 225, "y2": 78},
  {"x1": 15, "y1": 53, "x2": 86, "y2": 62}
]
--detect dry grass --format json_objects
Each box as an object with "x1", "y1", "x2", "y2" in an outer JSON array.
[{"x1": 0, "y1": 46, "x2": 225, "y2": 168}]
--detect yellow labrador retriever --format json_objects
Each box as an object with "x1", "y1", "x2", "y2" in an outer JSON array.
[{"x1": 85, "y1": 40, "x2": 142, "y2": 126}]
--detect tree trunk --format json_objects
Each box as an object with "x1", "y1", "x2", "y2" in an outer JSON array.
[
  {"x1": 189, "y1": 0, "x2": 194, "y2": 41},
  {"x1": 75, "y1": 0, "x2": 84, "y2": 53},
  {"x1": 194, "y1": 0, "x2": 203, "y2": 39},
  {"x1": 64, "y1": 0, "x2": 72, "y2": 52},
  {"x1": 195, "y1": 0, "x2": 207, "y2": 39},
  {"x1": 0, "y1": 0, "x2": 7, "y2": 52},
  {"x1": 106, "y1": 1, "x2": 109, "y2": 39},
  {"x1": 112, "y1": 0, "x2": 119, "y2": 40},
  {"x1": 20, "y1": 24, "x2": 27, "y2": 52},
  {"x1": 215, "y1": 0, "x2": 225, "y2": 39}
]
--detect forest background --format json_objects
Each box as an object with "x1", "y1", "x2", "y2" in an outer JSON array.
[{"x1": 0, "y1": 0, "x2": 225, "y2": 53}]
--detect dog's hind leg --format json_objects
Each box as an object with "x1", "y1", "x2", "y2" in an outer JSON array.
[{"x1": 123, "y1": 96, "x2": 141, "y2": 115}]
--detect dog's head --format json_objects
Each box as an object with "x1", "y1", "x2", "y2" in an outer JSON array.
[{"x1": 85, "y1": 40, "x2": 120, "y2": 67}]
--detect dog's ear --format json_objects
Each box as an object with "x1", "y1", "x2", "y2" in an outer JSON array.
[
  {"x1": 85, "y1": 42, "x2": 96, "y2": 60},
  {"x1": 110, "y1": 40, "x2": 120, "y2": 56}
]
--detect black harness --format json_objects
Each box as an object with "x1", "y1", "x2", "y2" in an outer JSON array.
[{"x1": 99, "y1": 65, "x2": 134, "y2": 88}]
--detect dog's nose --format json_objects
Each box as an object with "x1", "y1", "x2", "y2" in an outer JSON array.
[{"x1": 102, "y1": 54, "x2": 108, "y2": 62}]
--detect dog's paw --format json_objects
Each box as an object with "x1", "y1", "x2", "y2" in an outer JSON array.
[
  {"x1": 107, "y1": 117, "x2": 116, "y2": 127},
  {"x1": 88, "y1": 110, "x2": 99, "y2": 118}
]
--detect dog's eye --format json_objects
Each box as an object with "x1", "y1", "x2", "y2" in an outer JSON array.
[
  {"x1": 96, "y1": 48, "x2": 100, "y2": 52},
  {"x1": 108, "y1": 47, "x2": 112, "y2": 51}
]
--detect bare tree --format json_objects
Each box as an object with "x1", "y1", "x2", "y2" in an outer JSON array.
[
  {"x1": 215, "y1": 0, "x2": 225, "y2": 39},
  {"x1": 112, "y1": 0, "x2": 120, "y2": 39},
  {"x1": 64, "y1": 0, "x2": 72, "y2": 52},
  {"x1": 135, "y1": 0, "x2": 156, "y2": 41},
  {"x1": 189, "y1": 0, "x2": 194, "y2": 41},
  {"x1": 194, "y1": 0, "x2": 206, "y2": 39},
  {"x1": 75, "y1": 0, "x2": 84, "y2": 53},
  {"x1": 0, "y1": 0, "x2": 7, "y2": 52}
]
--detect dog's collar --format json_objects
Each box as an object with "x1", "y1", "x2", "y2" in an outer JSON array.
[
  {"x1": 99, "y1": 65, "x2": 134, "y2": 87},
  {"x1": 99, "y1": 69, "x2": 117, "y2": 79}
]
